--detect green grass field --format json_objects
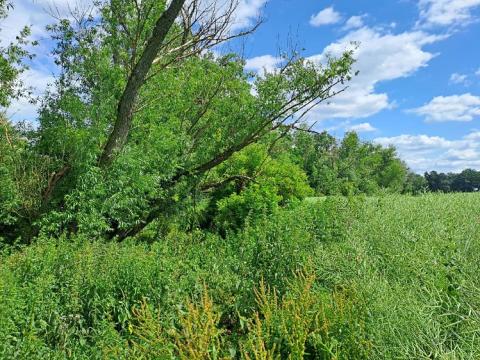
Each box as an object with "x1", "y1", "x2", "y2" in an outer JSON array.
[{"x1": 1, "y1": 193, "x2": 479, "y2": 359}]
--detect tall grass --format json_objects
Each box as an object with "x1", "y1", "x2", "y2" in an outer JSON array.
[{"x1": 0, "y1": 194, "x2": 479, "y2": 359}]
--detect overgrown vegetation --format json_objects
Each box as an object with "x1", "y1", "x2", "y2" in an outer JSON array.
[
  {"x1": 291, "y1": 130, "x2": 409, "y2": 196},
  {"x1": 1, "y1": 1, "x2": 479, "y2": 359},
  {"x1": 0, "y1": 0, "x2": 359, "y2": 245},
  {"x1": 1, "y1": 194, "x2": 479, "y2": 358}
]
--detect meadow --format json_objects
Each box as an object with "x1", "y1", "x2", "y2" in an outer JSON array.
[{"x1": 1, "y1": 193, "x2": 479, "y2": 359}]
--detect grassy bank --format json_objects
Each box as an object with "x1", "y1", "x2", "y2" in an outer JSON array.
[{"x1": 1, "y1": 194, "x2": 479, "y2": 359}]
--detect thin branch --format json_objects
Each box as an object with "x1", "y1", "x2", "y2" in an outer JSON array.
[{"x1": 42, "y1": 165, "x2": 70, "y2": 204}]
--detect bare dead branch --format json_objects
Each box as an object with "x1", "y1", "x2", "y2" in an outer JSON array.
[{"x1": 290, "y1": 124, "x2": 322, "y2": 135}]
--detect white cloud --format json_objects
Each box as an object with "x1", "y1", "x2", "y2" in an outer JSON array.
[
  {"x1": 182, "y1": 0, "x2": 266, "y2": 32},
  {"x1": 244, "y1": 54, "x2": 282, "y2": 75},
  {"x1": 7, "y1": 67, "x2": 55, "y2": 122},
  {"x1": 418, "y1": 0, "x2": 480, "y2": 27},
  {"x1": 476, "y1": 68, "x2": 480, "y2": 76},
  {"x1": 20, "y1": 67, "x2": 55, "y2": 93},
  {"x1": 8, "y1": 97, "x2": 40, "y2": 123},
  {"x1": 410, "y1": 93, "x2": 480, "y2": 122},
  {"x1": 0, "y1": 0, "x2": 95, "y2": 44},
  {"x1": 306, "y1": 27, "x2": 445, "y2": 121},
  {"x1": 0, "y1": 0, "x2": 96, "y2": 121},
  {"x1": 343, "y1": 15, "x2": 365, "y2": 31},
  {"x1": 229, "y1": 0, "x2": 267, "y2": 31},
  {"x1": 449, "y1": 72, "x2": 468, "y2": 85},
  {"x1": 349, "y1": 122, "x2": 377, "y2": 132},
  {"x1": 374, "y1": 131, "x2": 480, "y2": 173},
  {"x1": 309, "y1": 7, "x2": 342, "y2": 27}
]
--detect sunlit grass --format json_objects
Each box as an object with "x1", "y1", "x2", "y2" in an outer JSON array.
[{"x1": 1, "y1": 193, "x2": 479, "y2": 358}]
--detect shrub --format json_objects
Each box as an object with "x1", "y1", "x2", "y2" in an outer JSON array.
[{"x1": 242, "y1": 269, "x2": 371, "y2": 360}]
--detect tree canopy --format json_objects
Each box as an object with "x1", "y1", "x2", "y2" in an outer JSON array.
[
  {"x1": 1, "y1": 0, "x2": 357, "y2": 243},
  {"x1": 2, "y1": 0, "x2": 475, "y2": 246}
]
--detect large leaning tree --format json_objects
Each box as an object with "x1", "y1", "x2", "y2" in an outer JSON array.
[{"x1": 2, "y1": 0, "x2": 355, "y2": 241}]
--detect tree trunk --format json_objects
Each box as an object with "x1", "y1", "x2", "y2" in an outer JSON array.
[{"x1": 99, "y1": 0, "x2": 186, "y2": 167}]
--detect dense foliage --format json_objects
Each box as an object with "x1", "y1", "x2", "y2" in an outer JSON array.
[
  {"x1": 1, "y1": 194, "x2": 479, "y2": 359},
  {"x1": 0, "y1": 0, "x2": 358, "y2": 245},
  {"x1": 424, "y1": 169, "x2": 480, "y2": 193},
  {"x1": 290, "y1": 130, "x2": 409, "y2": 195},
  {"x1": 0, "y1": 0, "x2": 436, "y2": 247},
  {"x1": 1, "y1": 2, "x2": 479, "y2": 359}
]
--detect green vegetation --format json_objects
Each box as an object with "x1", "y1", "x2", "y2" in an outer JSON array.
[
  {"x1": 0, "y1": 0, "x2": 358, "y2": 245},
  {"x1": 0, "y1": 0, "x2": 415, "y2": 246},
  {"x1": 1, "y1": 1, "x2": 479, "y2": 359},
  {"x1": 424, "y1": 169, "x2": 480, "y2": 193},
  {"x1": 291, "y1": 130, "x2": 409, "y2": 196},
  {"x1": 1, "y1": 194, "x2": 479, "y2": 359}
]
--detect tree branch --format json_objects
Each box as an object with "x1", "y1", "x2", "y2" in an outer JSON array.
[
  {"x1": 42, "y1": 165, "x2": 70, "y2": 204},
  {"x1": 200, "y1": 174, "x2": 257, "y2": 191}
]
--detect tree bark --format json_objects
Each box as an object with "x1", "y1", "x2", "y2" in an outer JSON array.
[{"x1": 99, "y1": 0, "x2": 186, "y2": 167}]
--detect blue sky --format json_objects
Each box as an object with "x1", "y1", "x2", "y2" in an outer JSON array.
[{"x1": 2, "y1": 0, "x2": 480, "y2": 173}]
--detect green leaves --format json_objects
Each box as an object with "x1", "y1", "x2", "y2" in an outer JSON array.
[
  {"x1": 1, "y1": 0, "x2": 356, "y2": 241},
  {"x1": 0, "y1": 119, "x2": 54, "y2": 243},
  {"x1": 292, "y1": 130, "x2": 409, "y2": 196},
  {"x1": 0, "y1": 18, "x2": 35, "y2": 108},
  {"x1": 204, "y1": 143, "x2": 313, "y2": 233}
]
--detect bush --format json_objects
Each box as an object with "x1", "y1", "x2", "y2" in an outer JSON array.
[
  {"x1": 212, "y1": 144, "x2": 313, "y2": 233},
  {"x1": 0, "y1": 202, "x2": 324, "y2": 358}
]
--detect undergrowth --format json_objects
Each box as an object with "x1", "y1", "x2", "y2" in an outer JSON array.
[{"x1": 1, "y1": 194, "x2": 479, "y2": 359}]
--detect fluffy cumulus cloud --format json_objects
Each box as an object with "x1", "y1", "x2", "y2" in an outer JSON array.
[
  {"x1": 1, "y1": 0, "x2": 94, "y2": 44},
  {"x1": 348, "y1": 122, "x2": 377, "y2": 132},
  {"x1": 374, "y1": 131, "x2": 480, "y2": 173},
  {"x1": 244, "y1": 54, "x2": 281, "y2": 75},
  {"x1": 2, "y1": 1, "x2": 92, "y2": 123},
  {"x1": 1, "y1": 0, "x2": 97, "y2": 121},
  {"x1": 7, "y1": 67, "x2": 55, "y2": 122},
  {"x1": 305, "y1": 27, "x2": 444, "y2": 121},
  {"x1": 409, "y1": 93, "x2": 480, "y2": 122},
  {"x1": 183, "y1": 0, "x2": 266, "y2": 31},
  {"x1": 229, "y1": 0, "x2": 267, "y2": 31},
  {"x1": 418, "y1": 0, "x2": 480, "y2": 27},
  {"x1": 309, "y1": 7, "x2": 342, "y2": 27}
]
